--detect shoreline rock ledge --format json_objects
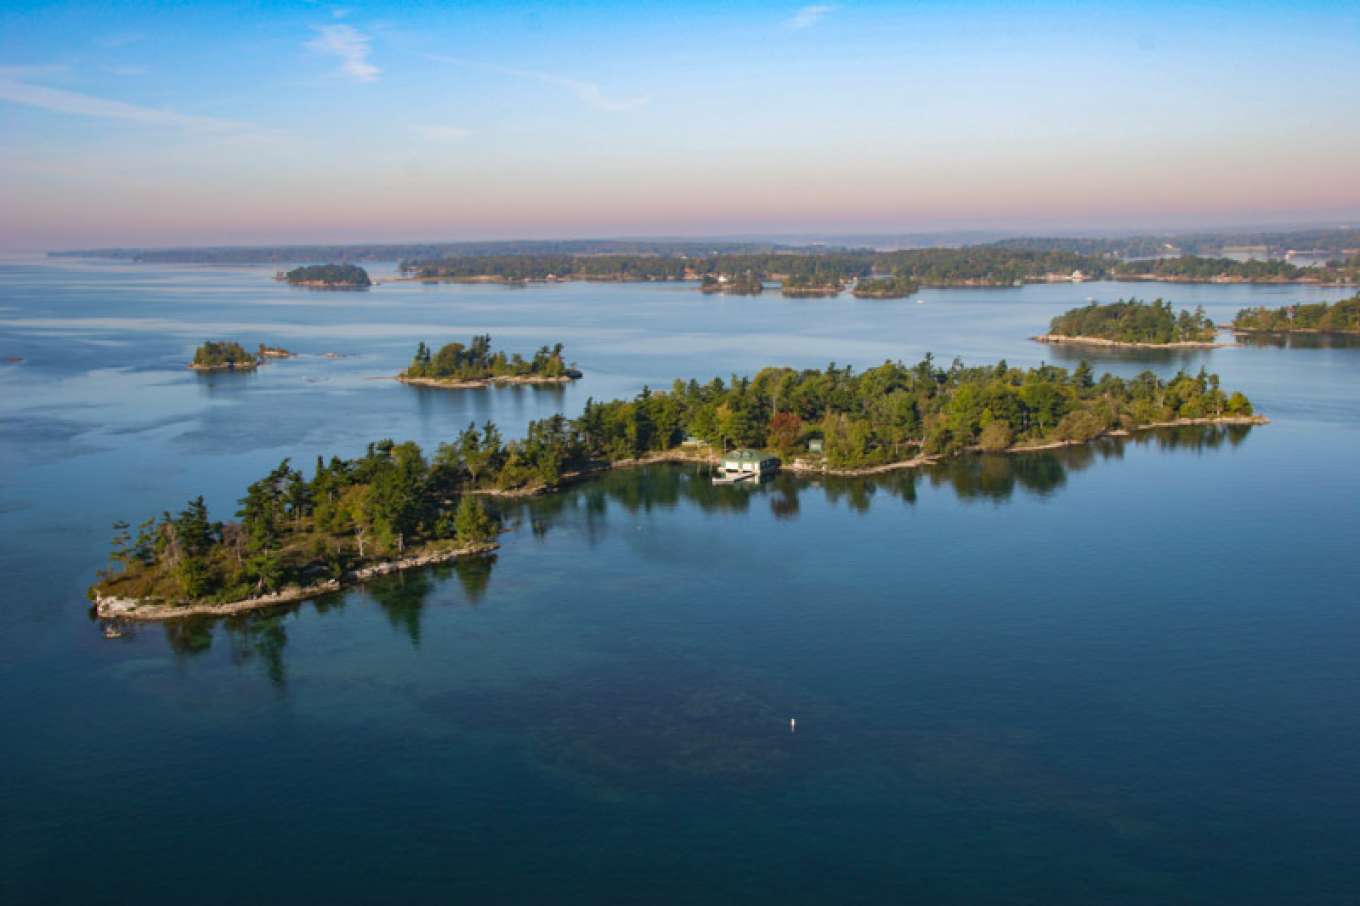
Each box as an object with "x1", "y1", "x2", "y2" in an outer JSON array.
[{"x1": 94, "y1": 541, "x2": 497, "y2": 622}]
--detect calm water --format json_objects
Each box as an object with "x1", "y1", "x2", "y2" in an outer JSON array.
[{"x1": 2, "y1": 257, "x2": 1359, "y2": 904}]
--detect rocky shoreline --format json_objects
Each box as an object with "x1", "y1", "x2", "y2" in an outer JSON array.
[
  {"x1": 1232, "y1": 327, "x2": 1360, "y2": 336},
  {"x1": 787, "y1": 414, "x2": 1269, "y2": 477},
  {"x1": 475, "y1": 414, "x2": 1271, "y2": 488},
  {"x1": 95, "y1": 541, "x2": 498, "y2": 622},
  {"x1": 1032, "y1": 333, "x2": 1226, "y2": 350},
  {"x1": 188, "y1": 360, "x2": 258, "y2": 372},
  {"x1": 397, "y1": 372, "x2": 579, "y2": 389}
]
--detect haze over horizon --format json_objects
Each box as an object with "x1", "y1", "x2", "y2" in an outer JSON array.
[{"x1": 3, "y1": 0, "x2": 1358, "y2": 250}]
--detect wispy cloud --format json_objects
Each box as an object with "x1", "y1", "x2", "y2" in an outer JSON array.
[
  {"x1": 427, "y1": 54, "x2": 647, "y2": 112},
  {"x1": 96, "y1": 32, "x2": 144, "y2": 48},
  {"x1": 413, "y1": 125, "x2": 472, "y2": 141},
  {"x1": 307, "y1": 24, "x2": 379, "y2": 82},
  {"x1": 0, "y1": 74, "x2": 258, "y2": 134},
  {"x1": 106, "y1": 65, "x2": 148, "y2": 77},
  {"x1": 0, "y1": 64, "x2": 69, "y2": 79},
  {"x1": 786, "y1": 4, "x2": 836, "y2": 30}
]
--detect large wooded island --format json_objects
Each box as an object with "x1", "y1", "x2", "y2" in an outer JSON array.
[{"x1": 93, "y1": 354, "x2": 1260, "y2": 621}]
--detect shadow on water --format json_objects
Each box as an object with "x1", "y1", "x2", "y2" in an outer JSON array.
[
  {"x1": 1233, "y1": 331, "x2": 1360, "y2": 349},
  {"x1": 1039, "y1": 344, "x2": 1217, "y2": 367},
  {"x1": 191, "y1": 368, "x2": 260, "y2": 397},
  {"x1": 360, "y1": 554, "x2": 500, "y2": 646},
  {"x1": 160, "y1": 611, "x2": 291, "y2": 688}
]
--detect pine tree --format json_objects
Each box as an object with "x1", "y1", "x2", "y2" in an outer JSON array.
[{"x1": 453, "y1": 496, "x2": 497, "y2": 545}]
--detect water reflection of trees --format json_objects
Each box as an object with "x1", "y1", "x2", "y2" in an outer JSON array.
[
  {"x1": 1233, "y1": 331, "x2": 1360, "y2": 350},
  {"x1": 506, "y1": 423, "x2": 1255, "y2": 532},
  {"x1": 1040, "y1": 343, "x2": 1216, "y2": 367},
  {"x1": 365, "y1": 556, "x2": 498, "y2": 646},
  {"x1": 150, "y1": 423, "x2": 1250, "y2": 679},
  {"x1": 161, "y1": 611, "x2": 290, "y2": 689}
]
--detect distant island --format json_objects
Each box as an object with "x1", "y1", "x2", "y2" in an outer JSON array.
[
  {"x1": 93, "y1": 355, "x2": 1261, "y2": 620},
  {"x1": 1232, "y1": 294, "x2": 1360, "y2": 334},
  {"x1": 700, "y1": 272, "x2": 764, "y2": 295},
  {"x1": 852, "y1": 275, "x2": 920, "y2": 299},
  {"x1": 48, "y1": 230, "x2": 1360, "y2": 288},
  {"x1": 280, "y1": 263, "x2": 371, "y2": 288},
  {"x1": 1034, "y1": 299, "x2": 1221, "y2": 348},
  {"x1": 397, "y1": 247, "x2": 1360, "y2": 291},
  {"x1": 190, "y1": 341, "x2": 258, "y2": 371},
  {"x1": 45, "y1": 227, "x2": 1360, "y2": 266},
  {"x1": 189, "y1": 340, "x2": 300, "y2": 371},
  {"x1": 398, "y1": 335, "x2": 581, "y2": 388},
  {"x1": 780, "y1": 274, "x2": 843, "y2": 298}
]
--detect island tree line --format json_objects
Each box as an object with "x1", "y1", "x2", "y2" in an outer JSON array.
[
  {"x1": 402, "y1": 335, "x2": 572, "y2": 380},
  {"x1": 398, "y1": 248, "x2": 1360, "y2": 289},
  {"x1": 1233, "y1": 294, "x2": 1360, "y2": 333},
  {"x1": 1046, "y1": 299, "x2": 1217, "y2": 344}
]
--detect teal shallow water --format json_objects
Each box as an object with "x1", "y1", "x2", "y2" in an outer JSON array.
[{"x1": 1, "y1": 258, "x2": 1359, "y2": 904}]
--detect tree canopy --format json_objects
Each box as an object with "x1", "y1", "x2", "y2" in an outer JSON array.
[
  {"x1": 1047, "y1": 299, "x2": 1217, "y2": 344},
  {"x1": 285, "y1": 264, "x2": 371, "y2": 286},
  {"x1": 1233, "y1": 295, "x2": 1360, "y2": 333},
  {"x1": 402, "y1": 336, "x2": 573, "y2": 380},
  {"x1": 191, "y1": 341, "x2": 256, "y2": 369}
]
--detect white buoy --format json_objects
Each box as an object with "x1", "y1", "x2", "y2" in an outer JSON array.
[{"x1": 789, "y1": 717, "x2": 796, "y2": 733}]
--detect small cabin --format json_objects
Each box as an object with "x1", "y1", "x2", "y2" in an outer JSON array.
[{"x1": 807, "y1": 437, "x2": 824, "y2": 454}]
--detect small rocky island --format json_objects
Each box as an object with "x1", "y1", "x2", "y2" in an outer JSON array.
[
  {"x1": 398, "y1": 335, "x2": 581, "y2": 388},
  {"x1": 700, "y1": 272, "x2": 764, "y2": 295},
  {"x1": 852, "y1": 275, "x2": 920, "y2": 299},
  {"x1": 1033, "y1": 298, "x2": 1222, "y2": 348},
  {"x1": 1232, "y1": 294, "x2": 1360, "y2": 334},
  {"x1": 189, "y1": 340, "x2": 258, "y2": 371},
  {"x1": 780, "y1": 274, "x2": 843, "y2": 298},
  {"x1": 189, "y1": 341, "x2": 298, "y2": 371},
  {"x1": 279, "y1": 263, "x2": 371, "y2": 288}
]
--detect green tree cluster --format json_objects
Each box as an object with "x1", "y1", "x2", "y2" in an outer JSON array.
[
  {"x1": 1047, "y1": 299, "x2": 1216, "y2": 343},
  {"x1": 1233, "y1": 295, "x2": 1360, "y2": 333},
  {"x1": 402, "y1": 335, "x2": 573, "y2": 380},
  {"x1": 284, "y1": 264, "x2": 371, "y2": 286},
  {"x1": 191, "y1": 341, "x2": 256, "y2": 369},
  {"x1": 852, "y1": 276, "x2": 920, "y2": 299}
]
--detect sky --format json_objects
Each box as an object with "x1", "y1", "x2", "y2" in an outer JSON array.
[{"x1": 1, "y1": 0, "x2": 1358, "y2": 249}]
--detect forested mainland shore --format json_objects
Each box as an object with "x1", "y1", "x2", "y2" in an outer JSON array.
[{"x1": 392, "y1": 247, "x2": 1360, "y2": 291}]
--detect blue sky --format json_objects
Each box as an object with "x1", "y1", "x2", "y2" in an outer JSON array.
[{"x1": 1, "y1": 1, "x2": 1358, "y2": 247}]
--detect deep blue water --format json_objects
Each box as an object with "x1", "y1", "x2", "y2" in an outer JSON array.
[{"x1": 2, "y1": 257, "x2": 1359, "y2": 904}]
